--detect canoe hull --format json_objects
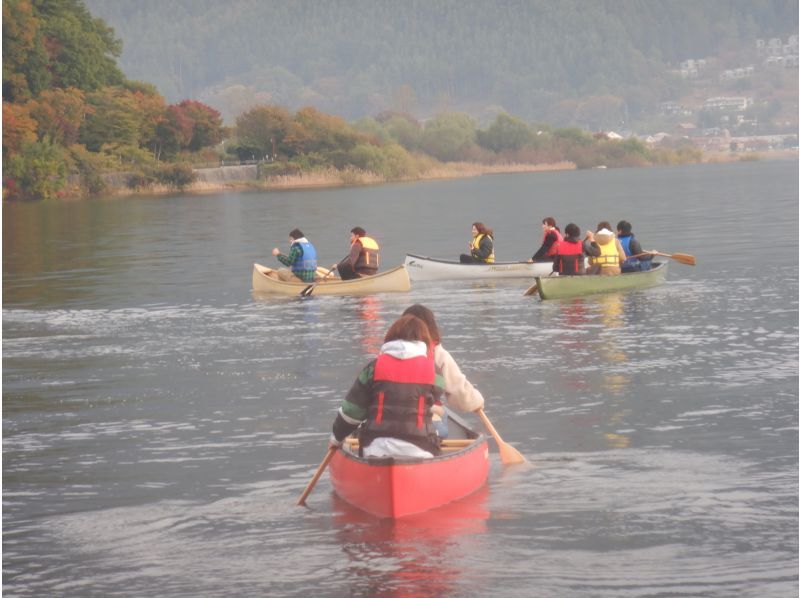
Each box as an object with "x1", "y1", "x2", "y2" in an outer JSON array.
[
  {"x1": 329, "y1": 438, "x2": 490, "y2": 519},
  {"x1": 252, "y1": 263, "x2": 410, "y2": 295},
  {"x1": 404, "y1": 253, "x2": 554, "y2": 281},
  {"x1": 536, "y1": 261, "x2": 668, "y2": 300}
]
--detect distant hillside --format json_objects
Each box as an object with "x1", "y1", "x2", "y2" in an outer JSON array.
[{"x1": 83, "y1": 0, "x2": 798, "y2": 127}]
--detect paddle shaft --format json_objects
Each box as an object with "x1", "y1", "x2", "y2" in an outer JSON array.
[
  {"x1": 300, "y1": 262, "x2": 340, "y2": 296},
  {"x1": 296, "y1": 445, "x2": 337, "y2": 506},
  {"x1": 477, "y1": 408, "x2": 527, "y2": 465},
  {"x1": 631, "y1": 251, "x2": 695, "y2": 266},
  {"x1": 522, "y1": 282, "x2": 538, "y2": 296}
]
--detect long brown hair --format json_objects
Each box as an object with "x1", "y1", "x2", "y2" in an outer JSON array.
[
  {"x1": 473, "y1": 221, "x2": 493, "y2": 237},
  {"x1": 402, "y1": 304, "x2": 440, "y2": 344},
  {"x1": 384, "y1": 315, "x2": 433, "y2": 347}
]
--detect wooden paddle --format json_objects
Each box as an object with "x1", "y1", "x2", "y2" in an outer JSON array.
[
  {"x1": 300, "y1": 264, "x2": 338, "y2": 297},
  {"x1": 476, "y1": 408, "x2": 527, "y2": 465},
  {"x1": 632, "y1": 251, "x2": 696, "y2": 266},
  {"x1": 522, "y1": 282, "x2": 538, "y2": 296},
  {"x1": 297, "y1": 445, "x2": 337, "y2": 506}
]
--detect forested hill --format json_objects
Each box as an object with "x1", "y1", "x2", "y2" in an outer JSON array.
[{"x1": 84, "y1": 0, "x2": 796, "y2": 125}]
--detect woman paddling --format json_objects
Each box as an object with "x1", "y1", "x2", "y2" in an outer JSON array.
[
  {"x1": 459, "y1": 222, "x2": 495, "y2": 263},
  {"x1": 329, "y1": 315, "x2": 444, "y2": 458},
  {"x1": 402, "y1": 304, "x2": 485, "y2": 438}
]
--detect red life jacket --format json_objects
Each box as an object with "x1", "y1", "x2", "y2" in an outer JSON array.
[
  {"x1": 554, "y1": 238, "x2": 584, "y2": 274},
  {"x1": 360, "y1": 352, "x2": 442, "y2": 454},
  {"x1": 543, "y1": 228, "x2": 563, "y2": 257}
]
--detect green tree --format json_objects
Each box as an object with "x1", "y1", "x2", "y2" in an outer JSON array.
[
  {"x1": 477, "y1": 113, "x2": 533, "y2": 152},
  {"x1": 419, "y1": 112, "x2": 477, "y2": 161},
  {"x1": 5, "y1": 138, "x2": 68, "y2": 199},
  {"x1": 382, "y1": 114, "x2": 423, "y2": 151},
  {"x1": 79, "y1": 86, "x2": 141, "y2": 151},
  {"x1": 3, "y1": 0, "x2": 51, "y2": 101},
  {"x1": 35, "y1": 0, "x2": 125, "y2": 91},
  {"x1": 285, "y1": 106, "x2": 365, "y2": 156}
]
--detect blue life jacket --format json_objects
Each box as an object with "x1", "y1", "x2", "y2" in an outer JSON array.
[
  {"x1": 292, "y1": 240, "x2": 317, "y2": 273},
  {"x1": 618, "y1": 234, "x2": 640, "y2": 269}
]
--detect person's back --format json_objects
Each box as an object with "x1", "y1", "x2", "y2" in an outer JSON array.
[
  {"x1": 553, "y1": 223, "x2": 585, "y2": 275},
  {"x1": 402, "y1": 304, "x2": 485, "y2": 439},
  {"x1": 617, "y1": 220, "x2": 652, "y2": 272},
  {"x1": 586, "y1": 227, "x2": 622, "y2": 275},
  {"x1": 329, "y1": 315, "x2": 443, "y2": 458}
]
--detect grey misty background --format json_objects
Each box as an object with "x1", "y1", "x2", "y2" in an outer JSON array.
[{"x1": 85, "y1": 0, "x2": 798, "y2": 134}]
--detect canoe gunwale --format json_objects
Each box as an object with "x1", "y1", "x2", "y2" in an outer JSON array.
[
  {"x1": 405, "y1": 253, "x2": 535, "y2": 267},
  {"x1": 404, "y1": 253, "x2": 557, "y2": 281},
  {"x1": 252, "y1": 263, "x2": 410, "y2": 295},
  {"x1": 534, "y1": 261, "x2": 669, "y2": 300},
  {"x1": 338, "y1": 433, "x2": 489, "y2": 466}
]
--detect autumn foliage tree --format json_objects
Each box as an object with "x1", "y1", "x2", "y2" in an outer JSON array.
[
  {"x1": 28, "y1": 87, "x2": 86, "y2": 145},
  {"x1": 234, "y1": 105, "x2": 292, "y2": 159}
]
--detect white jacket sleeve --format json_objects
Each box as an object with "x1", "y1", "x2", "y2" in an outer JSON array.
[{"x1": 434, "y1": 344, "x2": 485, "y2": 412}]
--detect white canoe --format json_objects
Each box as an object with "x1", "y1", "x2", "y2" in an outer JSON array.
[
  {"x1": 252, "y1": 263, "x2": 411, "y2": 296},
  {"x1": 403, "y1": 253, "x2": 554, "y2": 281}
]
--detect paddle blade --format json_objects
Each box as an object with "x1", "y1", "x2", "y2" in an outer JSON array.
[
  {"x1": 476, "y1": 408, "x2": 528, "y2": 465},
  {"x1": 299, "y1": 284, "x2": 315, "y2": 297},
  {"x1": 522, "y1": 283, "x2": 538, "y2": 296},
  {"x1": 670, "y1": 253, "x2": 696, "y2": 266},
  {"x1": 498, "y1": 441, "x2": 527, "y2": 465}
]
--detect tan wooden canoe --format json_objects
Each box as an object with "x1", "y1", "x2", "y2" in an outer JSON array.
[{"x1": 252, "y1": 263, "x2": 411, "y2": 296}]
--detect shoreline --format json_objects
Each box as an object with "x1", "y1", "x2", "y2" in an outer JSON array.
[
  {"x1": 105, "y1": 160, "x2": 578, "y2": 198},
  {"x1": 58, "y1": 150, "x2": 799, "y2": 200}
]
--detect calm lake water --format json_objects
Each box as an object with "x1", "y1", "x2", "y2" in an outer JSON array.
[{"x1": 3, "y1": 160, "x2": 798, "y2": 596}]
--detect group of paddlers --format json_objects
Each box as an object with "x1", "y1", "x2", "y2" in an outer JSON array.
[
  {"x1": 270, "y1": 217, "x2": 655, "y2": 283},
  {"x1": 271, "y1": 226, "x2": 380, "y2": 283},
  {"x1": 460, "y1": 218, "x2": 655, "y2": 275}
]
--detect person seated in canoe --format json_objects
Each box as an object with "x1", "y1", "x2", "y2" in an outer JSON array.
[
  {"x1": 616, "y1": 220, "x2": 654, "y2": 272},
  {"x1": 402, "y1": 304, "x2": 485, "y2": 439},
  {"x1": 459, "y1": 222, "x2": 495, "y2": 263},
  {"x1": 552, "y1": 223, "x2": 586, "y2": 275},
  {"x1": 329, "y1": 314, "x2": 444, "y2": 459},
  {"x1": 529, "y1": 216, "x2": 562, "y2": 263},
  {"x1": 336, "y1": 226, "x2": 380, "y2": 280},
  {"x1": 583, "y1": 221, "x2": 625, "y2": 275},
  {"x1": 271, "y1": 228, "x2": 318, "y2": 282}
]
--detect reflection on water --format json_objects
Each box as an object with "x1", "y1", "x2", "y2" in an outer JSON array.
[
  {"x1": 355, "y1": 295, "x2": 384, "y2": 356},
  {"x1": 332, "y1": 486, "x2": 490, "y2": 596}
]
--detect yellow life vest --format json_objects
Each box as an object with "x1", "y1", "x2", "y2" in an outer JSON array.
[
  {"x1": 596, "y1": 238, "x2": 620, "y2": 268},
  {"x1": 470, "y1": 233, "x2": 495, "y2": 263}
]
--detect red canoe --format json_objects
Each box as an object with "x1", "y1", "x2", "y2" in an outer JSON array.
[{"x1": 329, "y1": 412, "x2": 490, "y2": 519}]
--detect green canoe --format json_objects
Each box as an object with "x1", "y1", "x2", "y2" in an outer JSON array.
[{"x1": 532, "y1": 261, "x2": 669, "y2": 300}]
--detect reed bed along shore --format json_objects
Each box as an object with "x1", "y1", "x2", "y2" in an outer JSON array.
[
  {"x1": 259, "y1": 161, "x2": 576, "y2": 190},
  {"x1": 109, "y1": 161, "x2": 575, "y2": 197}
]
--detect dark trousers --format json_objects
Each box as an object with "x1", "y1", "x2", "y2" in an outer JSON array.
[
  {"x1": 338, "y1": 260, "x2": 377, "y2": 280},
  {"x1": 459, "y1": 254, "x2": 482, "y2": 263},
  {"x1": 337, "y1": 261, "x2": 359, "y2": 280}
]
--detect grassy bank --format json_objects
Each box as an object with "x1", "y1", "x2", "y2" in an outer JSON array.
[{"x1": 101, "y1": 160, "x2": 576, "y2": 197}]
